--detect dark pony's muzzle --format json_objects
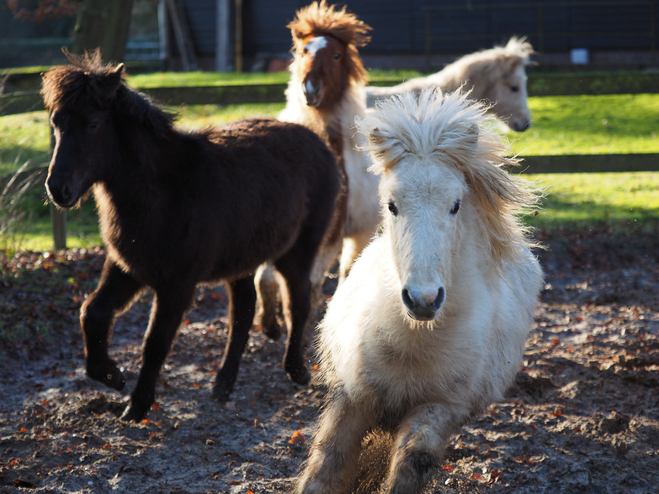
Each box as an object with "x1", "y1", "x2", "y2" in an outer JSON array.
[{"x1": 46, "y1": 174, "x2": 82, "y2": 208}]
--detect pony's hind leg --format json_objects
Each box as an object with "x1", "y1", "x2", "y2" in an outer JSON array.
[
  {"x1": 274, "y1": 251, "x2": 314, "y2": 385},
  {"x1": 81, "y1": 260, "x2": 144, "y2": 391},
  {"x1": 254, "y1": 263, "x2": 281, "y2": 340},
  {"x1": 212, "y1": 275, "x2": 257, "y2": 402},
  {"x1": 121, "y1": 282, "x2": 196, "y2": 422},
  {"x1": 382, "y1": 403, "x2": 468, "y2": 494}
]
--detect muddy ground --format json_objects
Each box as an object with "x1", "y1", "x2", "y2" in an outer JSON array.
[{"x1": 1, "y1": 225, "x2": 658, "y2": 494}]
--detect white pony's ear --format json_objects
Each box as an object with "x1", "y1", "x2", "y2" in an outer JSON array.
[
  {"x1": 367, "y1": 126, "x2": 386, "y2": 148},
  {"x1": 365, "y1": 126, "x2": 389, "y2": 174}
]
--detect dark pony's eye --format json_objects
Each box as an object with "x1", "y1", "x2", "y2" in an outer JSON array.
[
  {"x1": 450, "y1": 200, "x2": 461, "y2": 215},
  {"x1": 388, "y1": 201, "x2": 398, "y2": 216},
  {"x1": 510, "y1": 85, "x2": 519, "y2": 93},
  {"x1": 334, "y1": 52, "x2": 341, "y2": 60}
]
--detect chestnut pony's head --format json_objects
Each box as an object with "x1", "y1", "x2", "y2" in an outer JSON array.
[{"x1": 288, "y1": 0, "x2": 371, "y2": 111}]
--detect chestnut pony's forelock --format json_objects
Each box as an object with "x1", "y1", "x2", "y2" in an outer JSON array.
[{"x1": 288, "y1": 0, "x2": 372, "y2": 85}]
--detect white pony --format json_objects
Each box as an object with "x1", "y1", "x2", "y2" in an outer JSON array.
[
  {"x1": 365, "y1": 37, "x2": 534, "y2": 131},
  {"x1": 296, "y1": 89, "x2": 543, "y2": 494},
  {"x1": 255, "y1": 1, "x2": 381, "y2": 339}
]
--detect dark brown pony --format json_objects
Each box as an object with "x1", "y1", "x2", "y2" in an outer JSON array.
[{"x1": 41, "y1": 51, "x2": 339, "y2": 422}]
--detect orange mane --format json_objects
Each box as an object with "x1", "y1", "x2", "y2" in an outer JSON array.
[{"x1": 288, "y1": 0, "x2": 372, "y2": 85}]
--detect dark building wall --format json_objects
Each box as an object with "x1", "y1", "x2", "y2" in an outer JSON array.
[{"x1": 240, "y1": 0, "x2": 658, "y2": 58}]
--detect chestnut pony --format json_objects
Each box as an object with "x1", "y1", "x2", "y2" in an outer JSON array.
[
  {"x1": 256, "y1": 0, "x2": 379, "y2": 336},
  {"x1": 42, "y1": 51, "x2": 339, "y2": 422}
]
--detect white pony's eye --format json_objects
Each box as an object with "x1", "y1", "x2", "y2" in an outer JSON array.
[
  {"x1": 510, "y1": 85, "x2": 519, "y2": 93},
  {"x1": 388, "y1": 201, "x2": 398, "y2": 216},
  {"x1": 450, "y1": 199, "x2": 461, "y2": 215}
]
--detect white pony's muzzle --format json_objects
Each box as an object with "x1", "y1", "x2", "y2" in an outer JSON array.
[{"x1": 401, "y1": 283, "x2": 445, "y2": 321}]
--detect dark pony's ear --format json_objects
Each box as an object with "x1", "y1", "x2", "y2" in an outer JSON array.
[{"x1": 94, "y1": 63, "x2": 125, "y2": 102}]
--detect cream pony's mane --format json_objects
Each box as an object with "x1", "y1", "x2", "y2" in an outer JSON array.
[
  {"x1": 357, "y1": 88, "x2": 541, "y2": 266},
  {"x1": 410, "y1": 37, "x2": 533, "y2": 97}
]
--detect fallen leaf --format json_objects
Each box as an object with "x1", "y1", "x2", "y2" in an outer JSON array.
[{"x1": 289, "y1": 430, "x2": 306, "y2": 444}]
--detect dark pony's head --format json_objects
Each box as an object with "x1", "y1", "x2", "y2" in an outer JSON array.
[
  {"x1": 42, "y1": 50, "x2": 173, "y2": 208},
  {"x1": 288, "y1": 0, "x2": 371, "y2": 110}
]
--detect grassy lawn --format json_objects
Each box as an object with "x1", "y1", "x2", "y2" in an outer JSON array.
[
  {"x1": 525, "y1": 172, "x2": 659, "y2": 230},
  {"x1": 125, "y1": 69, "x2": 424, "y2": 88},
  {"x1": 1, "y1": 93, "x2": 658, "y2": 252},
  {"x1": 509, "y1": 94, "x2": 659, "y2": 156}
]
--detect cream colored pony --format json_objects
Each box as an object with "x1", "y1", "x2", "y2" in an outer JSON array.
[
  {"x1": 296, "y1": 89, "x2": 543, "y2": 494},
  {"x1": 365, "y1": 37, "x2": 534, "y2": 131},
  {"x1": 255, "y1": 1, "x2": 381, "y2": 340}
]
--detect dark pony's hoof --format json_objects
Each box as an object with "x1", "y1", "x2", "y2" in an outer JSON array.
[
  {"x1": 211, "y1": 380, "x2": 233, "y2": 403},
  {"x1": 286, "y1": 364, "x2": 311, "y2": 386},
  {"x1": 87, "y1": 360, "x2": 126, "y2": 391},
  {"x1": 120, "y1": 403, "x2": 147, "y2": 423}
]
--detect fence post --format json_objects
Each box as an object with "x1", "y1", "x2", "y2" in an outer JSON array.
[{"x1": 50, "y1": 204, "x2": 67, "y2": 251}]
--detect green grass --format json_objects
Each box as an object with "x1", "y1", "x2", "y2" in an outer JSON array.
[
  {"x1": 174, "y1": 103, "x2": 285, "y2": 129},
  {"x1": 127, "y1": 71, "x2": 292, "y2": 88},
  {"x1": 1, "y1": 94, "x2": 658, "y2": 252},
  {"x1": 525, "y1": 172, "x2": 659, "y2": 229},
  {"x1": 509, "y1": 94, "x2": 659, "y2": 156},
  {"x1": 0, "y1": 111, "x2": 50, "y2": 176},
  {"x1": 126, "y1": 69, "x2": 425, "y2": 88}
]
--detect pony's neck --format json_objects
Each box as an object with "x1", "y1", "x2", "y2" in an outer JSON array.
[{"x1": 282, "y1": 76, "x2": 365, "y2": 155}]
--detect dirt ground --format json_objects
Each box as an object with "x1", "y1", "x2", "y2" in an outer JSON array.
[{"x1": 1, "y1": 225, "x2": 658, "y2": 494}]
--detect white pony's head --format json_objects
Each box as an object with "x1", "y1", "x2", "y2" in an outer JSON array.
[
  {"x1": 445, "y1": 37, "x2": 534, "y2": 132},
  {"x1": 358, "y1": 89, "x2": 539, "y2": 322}
]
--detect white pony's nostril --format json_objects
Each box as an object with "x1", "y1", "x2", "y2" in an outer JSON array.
[
  {"x1": 433, "y1": 287, "x2": 445, "y2": 309},
  {"x1": 402, "y1": 288, "x2": 415, "y2": 310}
]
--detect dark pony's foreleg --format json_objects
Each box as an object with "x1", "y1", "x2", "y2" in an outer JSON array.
[
  {"x1": 120, "y1": 283, "x2": 196, "y2": 422},
  {"x1": 81, "y1": 259, "x2": 144, "y2": 391},
  {"x1": 212, "y1": 275, "x2": 257, "y2": 402}
]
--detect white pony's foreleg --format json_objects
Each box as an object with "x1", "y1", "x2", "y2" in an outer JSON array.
[
  {"x1": 296, "y1": 394, "x2": 373, "y2": 494},
  {"x1": 382, "y1": 403, "x2": 469, "y2": 494}
]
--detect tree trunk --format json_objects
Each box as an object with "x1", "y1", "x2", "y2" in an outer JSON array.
[{"x1": 71, "y1": 0, "x2": 134, "y2": 62}]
